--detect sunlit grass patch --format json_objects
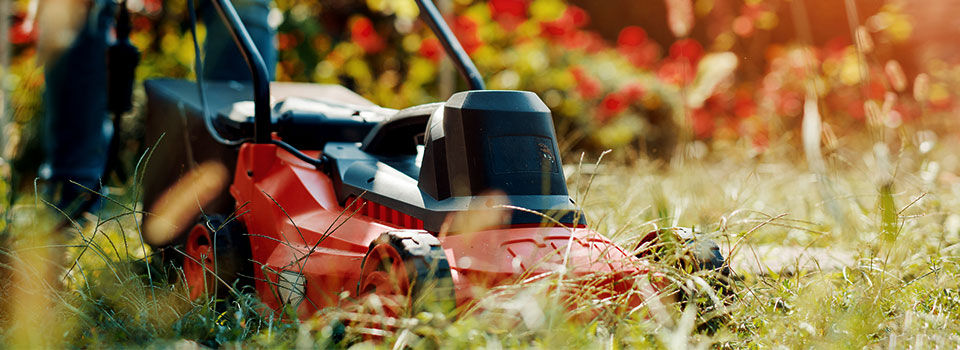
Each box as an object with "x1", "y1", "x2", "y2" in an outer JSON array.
[{"x1": 1, "y1": 135, "x2": 960, "y2": 347}]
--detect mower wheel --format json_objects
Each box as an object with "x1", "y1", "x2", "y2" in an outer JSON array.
[
  {"x1": 635, "y1": 227, "x2": 730, "y2": 276},
  {"x1": 182, "y1": 215, "x2": 252, "y2": 300},
  {"x1": 357, "y1": 231, "x2": 456, "y2": 317}
]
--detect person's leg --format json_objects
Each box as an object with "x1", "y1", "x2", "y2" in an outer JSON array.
[
  {"x1": 42, "y1": 0, "x2": 114, "y2": 213},
  {"x1": 201, "y1": 0, "x2": 276, "y2": 81}
]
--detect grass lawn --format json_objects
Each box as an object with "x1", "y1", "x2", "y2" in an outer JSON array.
[{"x1": 1, "y1": 134, "x2": 958, "y2": 348}]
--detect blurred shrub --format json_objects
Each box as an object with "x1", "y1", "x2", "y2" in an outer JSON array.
[
  {"x1": 273, "y1": 0, "x2": 689, "y2": 157},
  {"x1": 3, "y1": 0, "x2": 957, "y2": 163}
]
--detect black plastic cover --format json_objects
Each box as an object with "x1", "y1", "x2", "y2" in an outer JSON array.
[
  {"x1": 325, "y1": 141, "x2": 585, "y2": 232},
  {"x1": 324, "y1": 90, "x2": 584, "y2": 232},
  {"x1": 361, "y1": 103, "x2": 442, "y2": 156},
  {"x1": 420, "y1": 90, "x2": 567, "y2": 200}
]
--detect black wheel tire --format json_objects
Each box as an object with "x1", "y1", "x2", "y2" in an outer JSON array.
[
  {"x1": 686, "y1": 237, "x2": 729, "y2": 276},
  {"x1": 358, "y1": 230, "x2": 456, "y2": 316},
  {"x1": 205, "y1": 215, "x2": 253, "y2": 295},
  {"x1": 636, "y1": 228, "x2": 732, "y2": 336},
  {"x1": 181, "y1": 214, "x2": 253, "y2": 300},
  {"x1": 636, "y1": 227, "x2": 730, "y2": 276}
]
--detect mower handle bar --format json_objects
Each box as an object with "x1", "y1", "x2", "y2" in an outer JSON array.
[
  {"x1": 209, "y1": 0, "x2": 487, "y2": 144},
  {"x1": 415, "y1": 0, "x2": 486, "y2": 91},
  {"x1": 209, "y1": 0, "x2": 273, "y2": 143}
]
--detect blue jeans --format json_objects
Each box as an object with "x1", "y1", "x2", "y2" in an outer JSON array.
[
  {"x1": 42, "y1": 0, "x2": 114, "y2": 192},
  {"x1": 44, "y1": 0, "x2": 275, "y2": 208}
]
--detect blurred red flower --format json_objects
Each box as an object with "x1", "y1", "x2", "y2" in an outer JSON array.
[
  {"x1": 565, "y1": 5, "x2": 590, "y2": 27},
  {"x1": 11, "y1": 24, "x2": 34, "y2": 45},
  {"x1": 619, "y1": 82, "x2": 647, "y2": 102},
  {"x1": 133, "y1": 16, "x2": 153, "y2": 32},
  {"x1": 866, "y1": 80, "x2": 886, "y2": 101},
  {"x1": 277, "y1": 32, "x2": 299, "y2": 50},
  {"x1": 350, "y1": 16, "x2": 385, "y2": 54},
  {"x1": 733, "y1": 90, "x2": 756, "y2": 119},
  {"x1": 10, "y1": 11, "x2": 35, "y2": 45},
  {"x1": 668, "y1": 38, "x2": 703, "y2": 65},
  {"x1": 690, "y1": 108, "x2": 715, "y2": 139},
  {"x1": 617, "y1": 26, "x2": 647, "y2": 49},
  {"x1": 617, "y1": 26, "x2": 660, "y2": 68},
  {"x1": 540, "y1": 5, "x2": 590, "y2": 42},
  {"x1": 540, "y1": 21, "x2": 569, "y2": 39},
  {"x1": 702, "y1": 94, "x2": 727, "y2": 115},
  {"x1": 570, "y1": 66, "x2": 601, "y2": 99},
  {"x1": 597, "y1": 91, "x2": 628, "y2": 122},
  {"x1": 568, "y1": 31, "x2": 607, "y2": 53},
  {"x1": 656, "y1": 39, "x2": 703, "y2": 85},
  {"x1": 657, "y1": 60, "x2": 695, "y2": 85},
  {"x1": 419, "y1": 36, "x2": 443, "y2": 63},
  {"x1": 489, "y1": 0, "x2": 527, "y2": 30},
  {"x1": 453, "y1": 15, "x2": 482, "y2": 54}
]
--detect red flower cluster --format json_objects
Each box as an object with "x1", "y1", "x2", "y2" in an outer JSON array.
[
  {"x1": 133, "y1": 16, "x2": 153, "y2": 33},
  {"x1": 595, "y1": 82, "x2": 647, "y2": 123},
  {"x1": 453, "y1": 16, "x2": 482, "y2": 54},
  {"x1": 569, "y1": 66, "x2": 601, "y2": 100},
  {"x1": 597, "y1": 92, "x2": 627, "y2": 123},
  {"x1": 539, "y1": 6, "x2": 604, "y2": 53},
  {"x1": 690, "y1": 108, "x2": 715, "y2": 139},
  {"x1": 10, "y1": 11, "x2": 35, "y2": 45},
  {"x1": 351, "y1": 16, "x2": 385, "y2": 54},
  {"x1": 657, "y1": 39, "x2": 703, "y2": 85},
  {"x1": 277, "y1": 32, "x2": 300, "y2": 51},
  {"x1": 489, "y1": 0, "x2": 527, "y2": 31},
  {"x1": 419, "y1": 36, "x2": 443, "y2": 63},
  {"x1": 692, "y1": 88, "x2": 760, "y2": 141},
  {"x1": 616, "y1": 26, "x2": 660, "y2": 68},
  {"x1": 669, "y1": 38, "x2": 703, "y2": 63}
]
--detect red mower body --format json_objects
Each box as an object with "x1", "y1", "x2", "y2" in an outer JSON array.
[{"x1": 224, "y1": 142, "x2": 656, "y2": 317}]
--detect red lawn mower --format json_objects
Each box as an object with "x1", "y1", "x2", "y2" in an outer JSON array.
[{"x1": 137, "y1": 0, "x2": 726, "y2": 320}]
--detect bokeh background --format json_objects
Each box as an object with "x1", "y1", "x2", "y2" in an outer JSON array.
[{"x1": 4, "y1": 0, "x2": 958, "y2": 172}]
